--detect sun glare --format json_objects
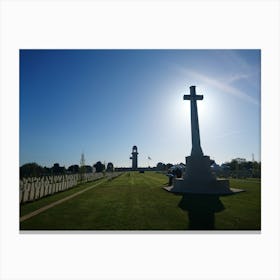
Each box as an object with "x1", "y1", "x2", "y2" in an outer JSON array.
[
  {"x1": 166, "y1": 85, "x2": 225, "y2": 143},
  {"x1": 173, "y1": 89, "x2": 212, "y2": 124}
]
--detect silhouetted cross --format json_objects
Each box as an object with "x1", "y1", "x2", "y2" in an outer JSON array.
[{"x1": 184, "y1": 86, "x2": 204, "y2": 156}]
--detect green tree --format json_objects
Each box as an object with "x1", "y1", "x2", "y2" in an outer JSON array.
[
  {"x1": 94, "y1": 161, "x2": 105, "y2": 173},
  {"x1": 166, "y1": 163, "x2": 173, "y2": 170},
  {"x1": 68, "y1": 165, "x2": 79, "y2": 174},
  {"x1": 51, "y1": 163, "x2": 65, "y2": 175},
  {"x1": 84, "y1": 165, "x2": 93, "y2": 173},
  {"x1": 107, "y1": 162, "x2": 114, "y2": 172},
  {"x1": 20, "y1": 162, "x2": 44, "y2": 178},
  {"x1": 156, "y1": 162, "x2": 166, "y2": 171}
]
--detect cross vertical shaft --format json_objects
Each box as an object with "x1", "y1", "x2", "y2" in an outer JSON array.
[{"x1": 184, "y1": 85, "x2": 204, "y2": 156}]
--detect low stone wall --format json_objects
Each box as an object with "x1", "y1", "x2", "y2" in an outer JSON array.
[{"x1": 19, "y1": 172, "x2": 121, "y2": 204}]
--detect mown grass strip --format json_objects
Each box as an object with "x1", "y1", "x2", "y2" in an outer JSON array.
[
  {"x1": 20, "y1": 177, "x2": 111, "y2": 217},
  {"x1": 20, "y1": 178, "x2": 109, "y2": 222}
]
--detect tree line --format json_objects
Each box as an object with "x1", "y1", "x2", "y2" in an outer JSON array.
[
  {"x1": 20, "y1": 161, "x2": 114, "y2": 179},
  {"x1": 20, "y1": 158, "x2": 261, "y2": 179},
  {"x1": 219, "y1": 159, "x2": 261, "y2": 178},
  {"x1": 155, "y1": 158, "x2": 261, "y2": 179}
]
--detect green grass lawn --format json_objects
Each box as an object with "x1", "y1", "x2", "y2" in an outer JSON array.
[{"x1": 20, "y1": 172, "x2": 261, "y2": 230}]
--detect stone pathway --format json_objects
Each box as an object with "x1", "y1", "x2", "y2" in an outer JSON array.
[{"x1": 20, "y1": 180, "x2": 105, "y2": 223}]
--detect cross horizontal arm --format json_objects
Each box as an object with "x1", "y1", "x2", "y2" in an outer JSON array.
[{"x1": 183, "y1": 94, "x2": 203, "y2": 100}]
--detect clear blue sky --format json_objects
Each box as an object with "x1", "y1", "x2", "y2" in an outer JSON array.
[{"x1": 20, "y1": 49, "x2": 260, "y2": 168}]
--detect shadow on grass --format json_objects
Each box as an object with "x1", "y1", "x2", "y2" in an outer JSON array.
[{"x1": 178, "y1": 194, "x2": 225, "y2": 230}]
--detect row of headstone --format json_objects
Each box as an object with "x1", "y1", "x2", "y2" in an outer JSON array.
[
  {"x1": 20, "y1": 175, "x2": 71, "y2": 184},
  {"x1": 19, "y1": 173, "x2": 104, "y2": 204}
]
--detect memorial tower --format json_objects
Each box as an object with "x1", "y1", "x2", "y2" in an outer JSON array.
[{"x1": 130, "y1": 146, "x2": 138, "y2": 170}]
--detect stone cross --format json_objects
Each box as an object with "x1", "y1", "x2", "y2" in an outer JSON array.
[{"x1": 184, "y1": 85, "x2": 204, "y2": 157}]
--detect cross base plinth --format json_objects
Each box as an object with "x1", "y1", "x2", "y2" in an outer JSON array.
[
  {"x1": 163, "y1": 155, "x2": 244, "y2": 195},
  {"x1": 163, "y1": 179, "x2": 244, "y2": 195}
]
